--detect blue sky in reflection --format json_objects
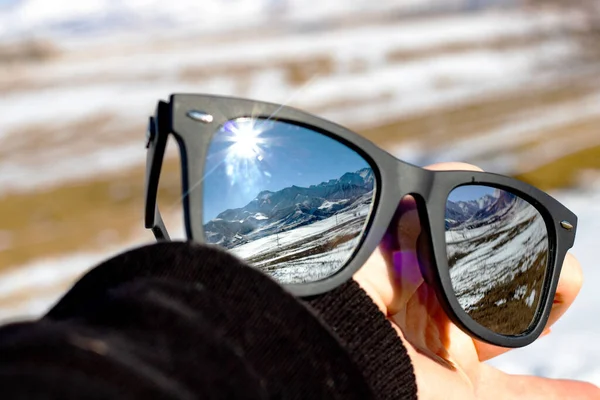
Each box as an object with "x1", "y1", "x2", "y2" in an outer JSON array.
[
  {"x1": 448, "y1": 185, "x2": 499, "y2": 202},
  {"x1": 202, "y1": 118, "x2": 370, "y2": 220}
]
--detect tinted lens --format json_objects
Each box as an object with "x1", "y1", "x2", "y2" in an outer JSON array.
[
  {"x1": 202, "y1": 118, "x2": 375, "y2": 284},
  {"x1": 445, "y1": 185, "x2": 549, "y2": 335}
]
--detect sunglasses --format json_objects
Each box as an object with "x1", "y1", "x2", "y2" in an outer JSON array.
[{"x1": 144, "y1": 94, "x2": 577, "y2": 348}]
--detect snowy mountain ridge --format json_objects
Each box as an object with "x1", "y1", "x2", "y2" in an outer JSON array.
[
  {"x1": 445, "y1": 189, "x2": 520, "y2": 229},
  {"x1": 204, "y1": 167, "x2": 374, "y2": 248}
]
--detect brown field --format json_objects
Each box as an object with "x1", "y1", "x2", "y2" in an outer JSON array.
[
  {"x1": 0, "y1": 113, "x2": 133, "y2": 161},
  {"x1": 0, "y1": 39, "x2": 58, "y2": 65},
  {"x1": 0, "y1": 153, "x2": 183, "y2": 271},
  {"x1": 359, "y1": 82, "x2": 595, "y2": 149},
  {"x1": 516, "y1": 144, "x2": 600, "y2": 190}
]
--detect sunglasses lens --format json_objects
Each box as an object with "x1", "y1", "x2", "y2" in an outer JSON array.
[
  {"x1": 201, "y1": 118, "x2": 376, "y2": 284},
  {"x1": 445, "y1": 185, "x2": 549, "y2": 335}
]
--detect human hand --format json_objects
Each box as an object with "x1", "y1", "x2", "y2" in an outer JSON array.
[{"x1": 353, "y1": 162, "x2": 599, "y2": 400}]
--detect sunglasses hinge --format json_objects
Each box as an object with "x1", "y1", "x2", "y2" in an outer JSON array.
[{"x1": 145, "y1": 117, "x2": 156, "y2": 149}]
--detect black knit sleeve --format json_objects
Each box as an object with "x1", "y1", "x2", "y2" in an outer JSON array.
[
  {"x1": 0, "y1": 298, "x2": 268, "y2": 400},
  {"x1": 0, "y1": 242, "x2": 417, "y2": 399}
]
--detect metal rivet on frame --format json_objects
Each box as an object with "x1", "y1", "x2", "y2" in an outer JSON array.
[
  {"x1": 187, "y1": 110, "x2": 214, "y2": 124},
  {"x1": 560, "y1": 220, "x2": 574, "y2": 231}
]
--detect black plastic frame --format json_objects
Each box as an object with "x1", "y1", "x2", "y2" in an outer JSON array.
[{"x1": 144, "y1": 94, "x2": 578, "y2": 348}]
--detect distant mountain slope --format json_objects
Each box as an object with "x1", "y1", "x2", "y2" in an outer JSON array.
[{"x1": 204, "y1": 167, "x2": 375, "y2": 248}]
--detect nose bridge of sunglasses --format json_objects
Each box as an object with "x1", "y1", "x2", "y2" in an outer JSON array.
[
  {"x1": 374, "y1": 177, "x2": 436, "y2": 285},
  {"x1": 394, "y1": 162, "x2": 435, "y2": 198},
  {"x1": 382, "y1": 164, "x2": 445, "y2": 289},
  {"x1": 398, "y1": 191, "x2": 438, "y2": 288}
]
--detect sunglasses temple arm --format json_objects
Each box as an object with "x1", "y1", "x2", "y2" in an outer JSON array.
[{"x1": 144, "y1": 108, "x2": 171, "y2": 242}]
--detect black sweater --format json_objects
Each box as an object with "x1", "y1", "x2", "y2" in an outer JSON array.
[{"x1": 0, "y1": 242, "x2": 417, "y2": 399}]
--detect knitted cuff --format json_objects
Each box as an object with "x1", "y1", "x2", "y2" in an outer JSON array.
[{"x1": 304, "y1": 280, "x2": 418, "y2": 400}]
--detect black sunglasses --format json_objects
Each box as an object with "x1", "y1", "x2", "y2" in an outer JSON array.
[{"x1": 144, "y1": 94, "x2": 577, "y2": 348}]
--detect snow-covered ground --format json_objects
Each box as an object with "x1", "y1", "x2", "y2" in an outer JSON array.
[
  {"x1": 447, "y1": 193, "x2": 548, "y2": 318},
  {"x1": 411, "y1": 90, "x2": 600, "y2": 171},
  {"x1": 231, "y1": 192, "x2": 372, "y2": 284}
]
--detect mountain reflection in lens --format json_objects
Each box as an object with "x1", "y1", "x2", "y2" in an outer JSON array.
[
  {"x1": 202, "y1": 118, "x2": 375, "y2": 284},
  {"x1": 445, "y1": 185, "x2": 549, "y2": 335}
]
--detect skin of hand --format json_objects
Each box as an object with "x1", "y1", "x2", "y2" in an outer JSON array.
[{"x1": 353, "y1": 162, "x2": 600, "y2": 400}]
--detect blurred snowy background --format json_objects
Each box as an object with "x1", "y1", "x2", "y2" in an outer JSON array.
[{"x1": 0, "y1": 0, "x2": 598, "y2": 386}]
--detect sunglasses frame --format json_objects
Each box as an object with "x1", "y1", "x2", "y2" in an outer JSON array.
[{"x1": 145, "y1": 94, "x2": 578, "y2": 348}]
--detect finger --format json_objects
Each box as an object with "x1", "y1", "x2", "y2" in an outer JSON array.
[
  {"x1": 381, "y1": 162, "x2": 484, "y2": 312},
  {"x1": 550, "y1": 252, "x2": 584, "y2": 324},
  {"x1": 424, "y1": 162, "x2": 484, "y2": 173},
  {"x1": 382, "y1": 194, "x2": 424, "y2": 313},
  {"x1": 354, "y1": 196, "x2": 425, "y2": 321},
  {"x1": 476, "y1": 252, "x2": 584, "y2": 361}
]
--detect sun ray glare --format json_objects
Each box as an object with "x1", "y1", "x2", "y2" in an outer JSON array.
[
  {"x1": 256, "y1": 72, "x2": 320, "y2": 131},
  {"x1": 168, "y1": 152, "x2": 230, "y2": 210},
  {"x1": 167, "y1": 128, "x2": 266, "y2": 210},
  {"x1": 222, "y1": 118, "x2": 268, "y2": 160},
  {"x1": 170, "y1": 74, "x2": 321, "y2": 214},
  {"x1": 174, "y1": 112, "x2": 296, "y2": 213}
]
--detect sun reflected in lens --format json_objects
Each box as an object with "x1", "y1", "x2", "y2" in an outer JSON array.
[
  {"x1": 216, "y1": 118, "x2": 274, "y2": 187},
  {"x1": 224, "y1": 118, "x2": 266, "y2": 160}
]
